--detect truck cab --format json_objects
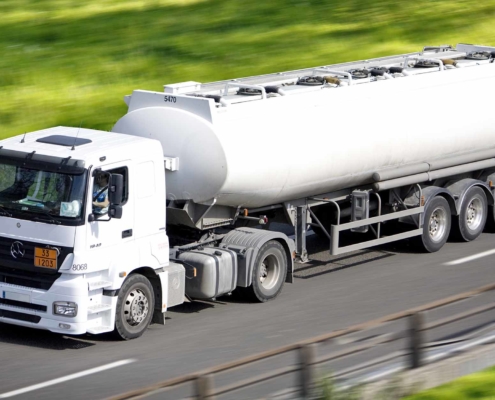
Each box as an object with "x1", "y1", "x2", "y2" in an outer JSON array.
[{"x1": 0, "y1": 127, "x2": 175, "y2": 339}]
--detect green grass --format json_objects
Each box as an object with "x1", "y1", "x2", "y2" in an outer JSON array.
[
  {"x1": 404, "y1": 366, "x2": 495, "y2": 400},
  {"x1": 1, "y1": 0, "x2": 495, "y2": 137}
]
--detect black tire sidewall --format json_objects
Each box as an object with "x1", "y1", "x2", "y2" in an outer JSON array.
[
  {"x1": 422, "y1": 197, "x2": 451, "y2": 253},
  {"x1": 251, "y1": 241, "x2": 287, "y2": 302},
  {"x1": 115, "y1": 275, "x2": 154, "y2": 340},
  {"x1": 458, "y1": 187, "x2": 487, "y2": 242}
]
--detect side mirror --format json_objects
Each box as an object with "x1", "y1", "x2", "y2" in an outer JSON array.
[
  {"x1": 109, "y1": 174, "x2": 123, "y2": 206},
  {"x1": 109, "y1": 205, "x2": 123, "y2": 219}
]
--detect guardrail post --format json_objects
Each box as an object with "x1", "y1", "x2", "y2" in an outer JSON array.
[
  {"x1": 409, "y1": 312, "x2": 425, "y2": 369},
  {"x1": 298, "y1": 343, "x2": 316, "y2": 398},
  {"x1": 195, "y1": 374, "x2": 215, "y2": 400}
]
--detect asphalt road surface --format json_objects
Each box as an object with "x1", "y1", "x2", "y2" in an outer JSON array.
[{"x1": 1, "y1": 231, "x2": 494, "y2": 400}]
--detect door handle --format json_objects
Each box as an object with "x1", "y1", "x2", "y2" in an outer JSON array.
[{"x1": 122, "y1": 229, "x2": 133, "y2": 238}]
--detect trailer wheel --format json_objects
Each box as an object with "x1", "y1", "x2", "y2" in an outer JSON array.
[
  {"x1": 249, "y1": 240, "x2": 287, "y2": 302},
  {"x1": 421, "y1": 196, "x2": 451, "y2": 253},
  {"x1": 455, "y1": 187, "x2": 487, "y2": 242},
  {"x1": 115, "y1": 274, "x2": 154, "y2": 340}
]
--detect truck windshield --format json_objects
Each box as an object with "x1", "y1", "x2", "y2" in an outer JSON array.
[{"x1": 0, "y1": 162, "x2": 87, "y2": 223}]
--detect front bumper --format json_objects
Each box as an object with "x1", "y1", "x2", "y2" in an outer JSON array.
[{"x1": 0, "y1": 274, "x2": 90, "y2": 335}]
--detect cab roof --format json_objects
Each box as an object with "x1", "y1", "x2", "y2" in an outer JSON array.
[{"x1": 0, "y1": 126, "x2": 157, "y2": 167}]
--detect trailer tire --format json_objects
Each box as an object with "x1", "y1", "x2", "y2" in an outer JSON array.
[
  {"x1": 114, "y1": 274, "x2": 154, "y2": 340},
  {"x1": 249, "y1": 240, "x2": 287, "y2": 302},
  {"x1": 454, "y1": 187, "x2": 487, "y2": 242},
  {"x1": 420, "y1": 196, "x2": 451, "y2": 253}
]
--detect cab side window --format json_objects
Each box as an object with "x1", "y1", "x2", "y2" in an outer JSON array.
[
  {"x1": 92, "y1": 167, "x2": 129, "y2": 216},
  {"x1": 108, "y1": 167, "x2": 129, "y2": 205}
]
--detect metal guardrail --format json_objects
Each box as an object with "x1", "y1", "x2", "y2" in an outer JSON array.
[{"x1": 109, "y1": 282, "x2": 495, "y2": 400}]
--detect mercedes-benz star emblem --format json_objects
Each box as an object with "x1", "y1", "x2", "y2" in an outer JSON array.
[{"x1": 11, "y1": 241, "x2": 25, "y2": 259}]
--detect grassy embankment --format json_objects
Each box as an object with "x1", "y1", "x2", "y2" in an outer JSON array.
[
  {"x1": 1, "y1": 0, "x2": 495, "y2": 138},
  {"x1": 404, "y1": 366, "x2": 495, "y2": 400}
]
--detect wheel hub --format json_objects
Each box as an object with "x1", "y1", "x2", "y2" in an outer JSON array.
[
  {"x1": 124, "y1": 289, "x2": 149, "y2": 326},
  {"x1": 466, "y1": 198, "x2": 482, "y2": 229},
  {"x1": 259, "y1": 263, "x2": 268, "y2": 283},
  {"x1": 428, "y1": 207, "x2": 446, "y2": 241},
  {"x1": 259, "y1": 255, "x2": 280, "y2": 290}
]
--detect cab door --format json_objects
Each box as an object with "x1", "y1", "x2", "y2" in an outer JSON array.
[{"x1": 83, "y1": 163, "x2": 137, "y2": 276}]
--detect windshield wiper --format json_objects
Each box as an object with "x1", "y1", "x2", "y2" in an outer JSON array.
[
  {"x1": 0, "y1": 204, "x2": 13, "y2": 217},
  {"x1": 32, "y1": 210, "x2": 62, "y2": 225},
  {"x1": 33, "y1": 215, "x2": 61, "y2": 225}
]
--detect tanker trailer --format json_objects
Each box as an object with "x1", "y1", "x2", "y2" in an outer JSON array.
[
  {"x1": 113, "y1": 43, "x2": 495, "y2": 265},
  {"x1": 2, "y1": 43, "x2": 495, "y2": 340}
]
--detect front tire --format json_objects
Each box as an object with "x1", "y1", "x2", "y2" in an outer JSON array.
[
  {"x1": 455, "y1": 187, "x2": 487, "y2": 242},
  {"x1": 115, "y1": 274, "x2": 154, "y2": 340},
  {"x1": 248, "y1": 241, "x2": 287, "y2": 302},
  {"x1": 420, "y1": 196, "x2": 451, "y2": 253}
]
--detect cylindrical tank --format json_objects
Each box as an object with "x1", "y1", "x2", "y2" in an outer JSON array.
[{"x1": 112, "y1": 64, "x2": 495, "y2": 208}]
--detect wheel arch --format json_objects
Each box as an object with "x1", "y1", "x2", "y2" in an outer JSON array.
[
  {"x1": 444, "y1": 178, "x2": 494, "y2": 215},
  {"x1": 220, "y1": 227, "x2": 295, "y2": 288},
  {"x1": 420, "y1": 186, "x2": 456, "y2": 220},
  {"x1": 127, "y1": 266, "x2": 164, "y2": 325}
]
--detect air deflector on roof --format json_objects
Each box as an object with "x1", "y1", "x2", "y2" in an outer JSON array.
[{"x1": 36, "y1": 135, "x2": 92, "y2": 147}]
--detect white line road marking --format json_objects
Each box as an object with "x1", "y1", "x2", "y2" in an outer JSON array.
[
  {"x1": 0, "y1": 359, "x2": 136, "y2": 398},
  {"x1": 444, "y1": 249, "x2": 495, "y2": 266}
]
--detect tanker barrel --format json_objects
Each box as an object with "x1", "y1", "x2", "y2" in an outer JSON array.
[
  {"x1": 373, "y1": 162, "x2": 430, "y2": 182},
  {"x1": 373, "y1": 157, "x2": 495, "y2": 192},
  {"x1": 428, "y1": 158, "x2": 495, "y2": 180},
  {"x1": 429, "y1": 148, "x2": 495, "y2": 170},
  {"x1": 373, "y1": 173, "x2": 429, "y2": 192},
  {"x1": 373, "y1": 148, "x2": 495, "y2": 183}
]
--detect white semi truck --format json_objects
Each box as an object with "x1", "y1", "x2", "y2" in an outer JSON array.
[{"x1": 1, "y1": 43, "x2": 495, "y2": 339}]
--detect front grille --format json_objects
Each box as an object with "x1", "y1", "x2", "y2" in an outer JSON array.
[
  {"x1": 0, "y1": 236, "x2": 71, "y2": 290},
  {"x1": 0, "y1": 236, "x2": 73, "y2": 274},
  {"x1": 0, "y1": 309, "x2": 41, "y2": 323},
  {"x1": 0, "y1": 268, "x2": 60, "y2": 290},
  {"x1": 0, "y1": 298, "x2": 47, "y2": 312}
]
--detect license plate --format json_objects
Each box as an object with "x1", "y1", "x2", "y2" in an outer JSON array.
[
  {"x1": 34, "y1": 247, "x2": 57, "y2": 269},
  {"x1": 3, "y1": 291, "x2": 30, "y2": 303}
]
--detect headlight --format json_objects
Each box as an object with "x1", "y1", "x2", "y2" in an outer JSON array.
[{"x1": 53, "y1": 301, "x2": 78, "y2": 317}]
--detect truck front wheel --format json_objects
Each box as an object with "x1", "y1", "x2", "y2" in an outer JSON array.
[
  {"x1": 420, "y1": 196, "x2": 451, "y2": 253},
  {"x1": 115, "y1": 274, "x2": 154, "y2": 340},
  {"x1": 250, "y1": 240, "x2": 287, "y2": 302}
]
